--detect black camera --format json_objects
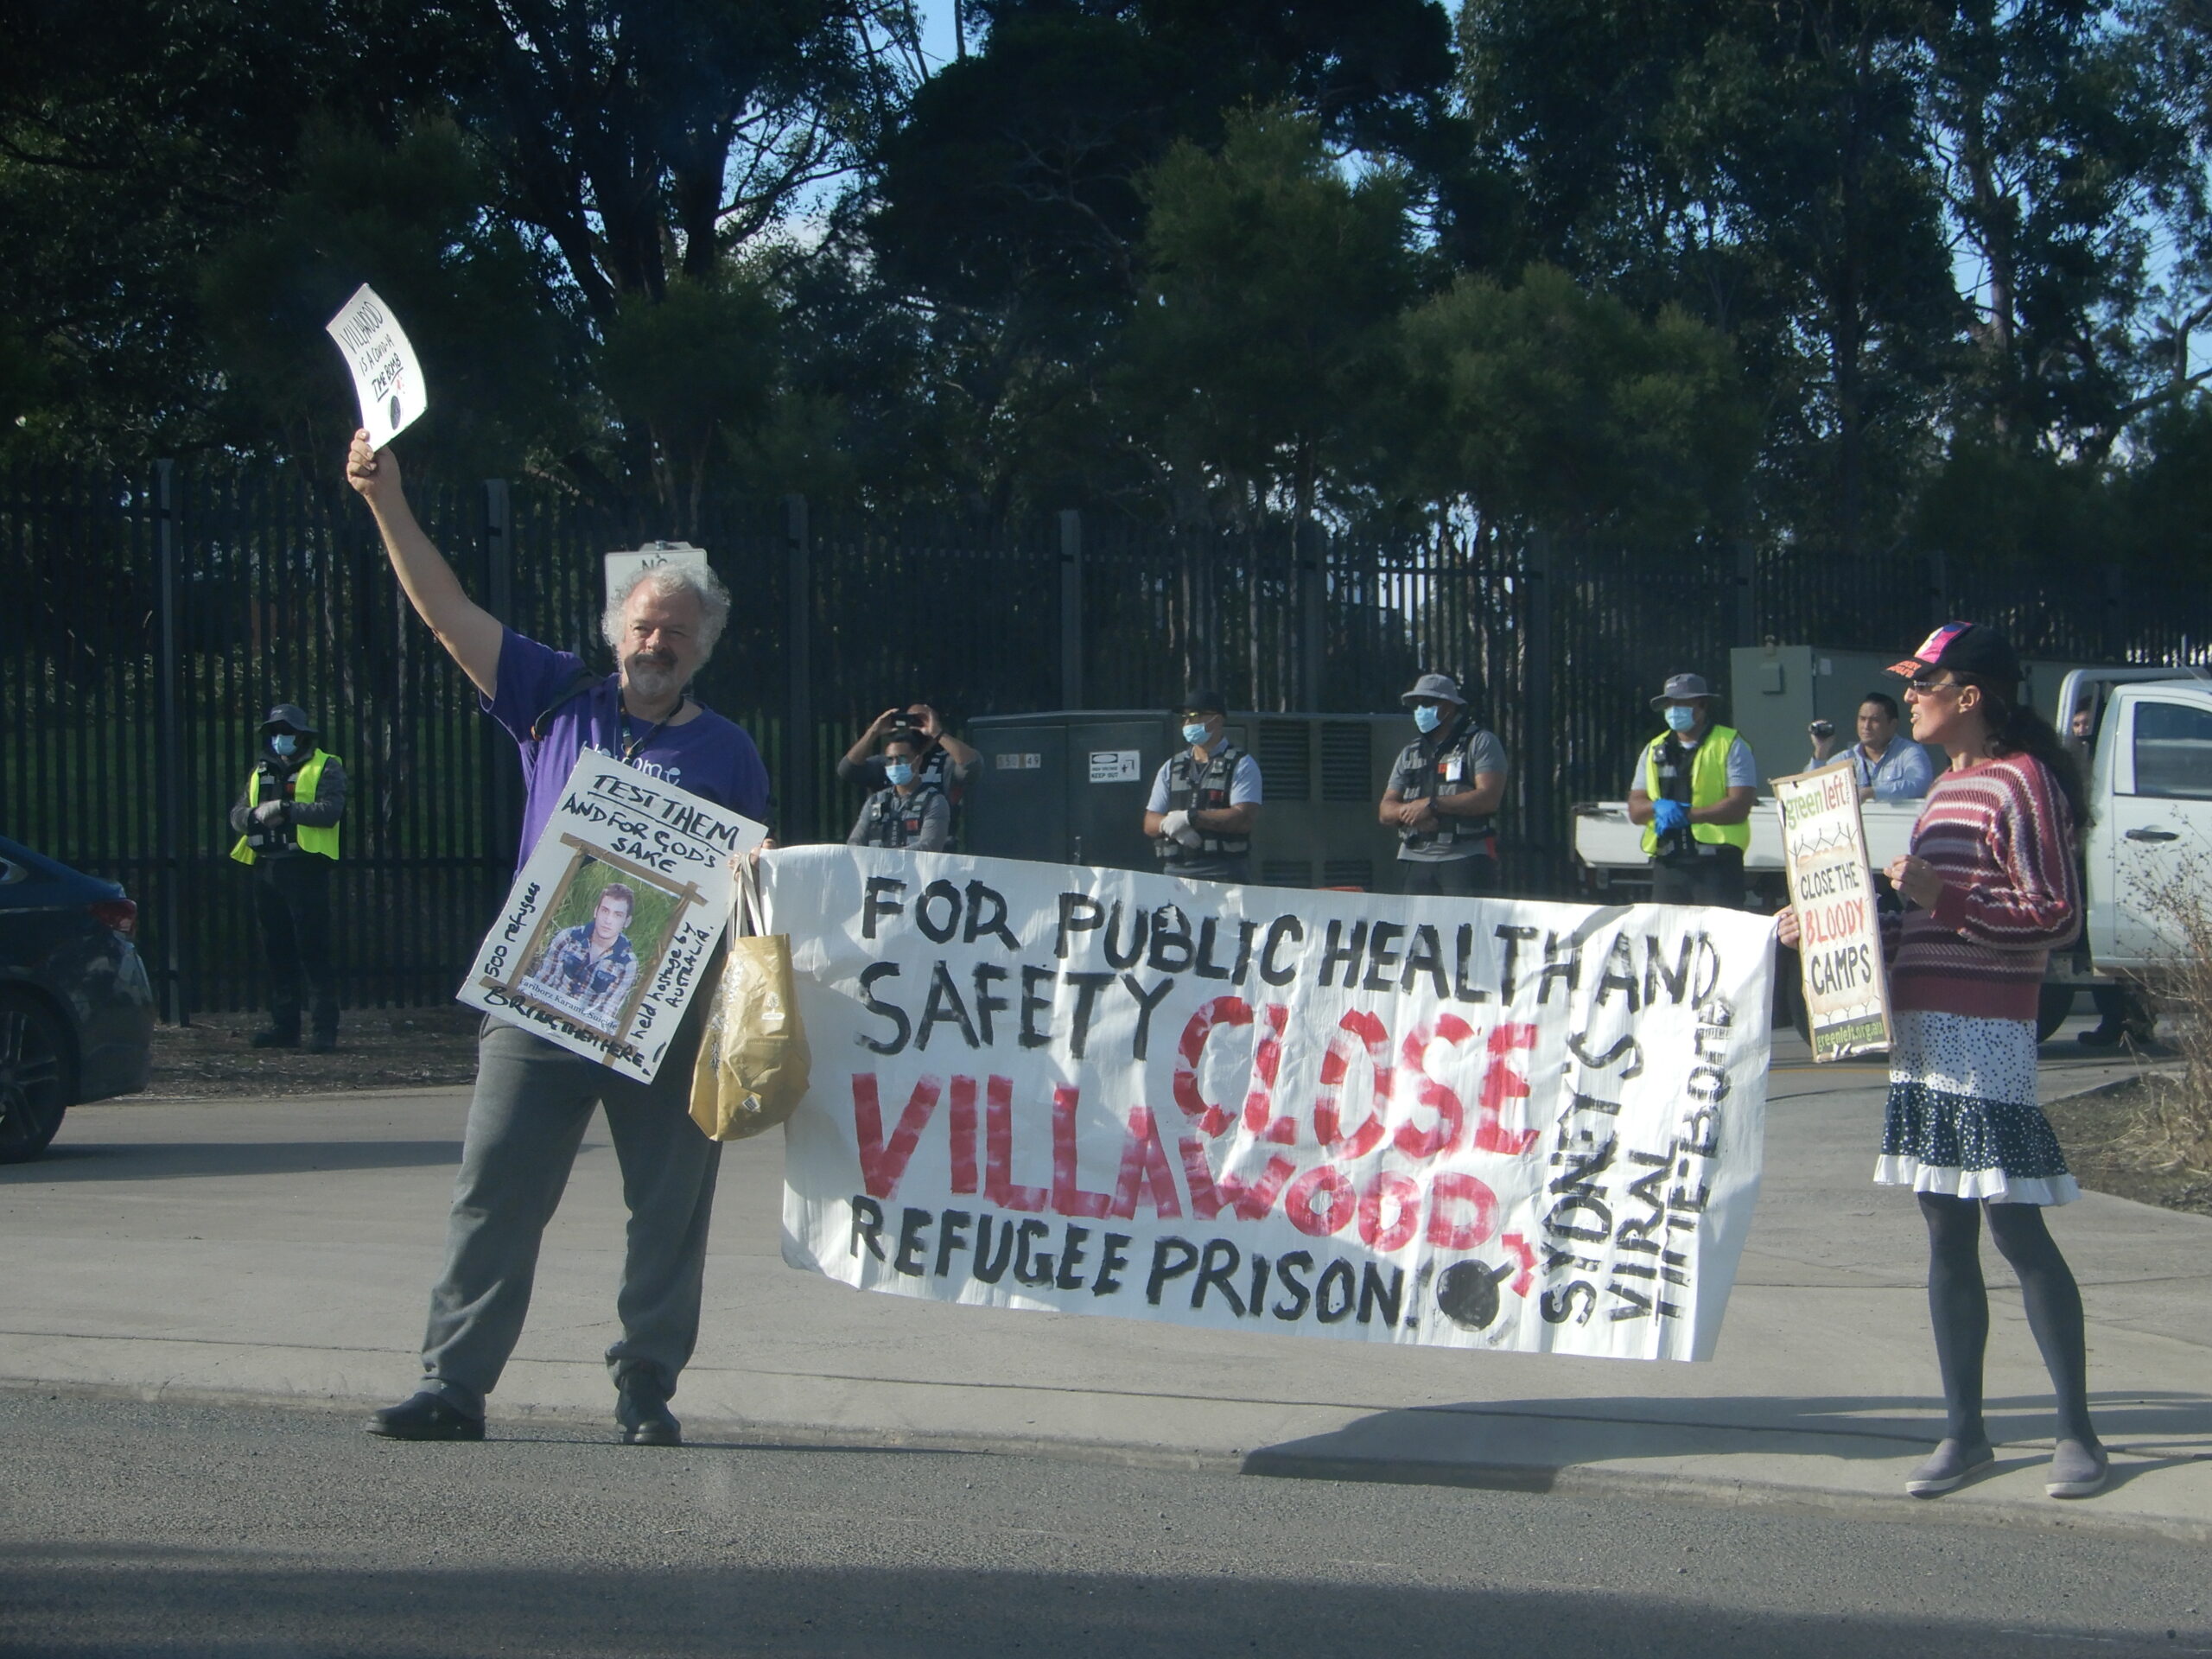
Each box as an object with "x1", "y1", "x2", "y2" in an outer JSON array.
[
  {"x1": 887, "y1": 711, "x2": 920, "y2": 732},
  {"x1": 1808, "y1": 719, "x2": 1835, "y2": 740}
]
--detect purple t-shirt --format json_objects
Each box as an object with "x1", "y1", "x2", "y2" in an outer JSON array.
[{"x1": 485, "y1": 628, "x2": 772, "y2": 870}]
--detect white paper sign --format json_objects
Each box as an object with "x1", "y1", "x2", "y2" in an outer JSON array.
[
  {"x1": 325, "y1": 284, "x2": 426, "y2": 449},
  {"x1": 605, "y1": 543, "x2": 712, "y2": 613},
  {"x1": 1774, "y1": 762, "x2": 1893, "y2": 1061},
  {"x1": 460, "y1": 754, "x2": 766, "y2": 1082},
  {"x1": 770, "y1": 847, "x2": 1774, "y2": 1363}
]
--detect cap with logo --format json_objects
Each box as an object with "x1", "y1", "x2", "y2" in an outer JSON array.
[
  {"x1": 1885, "y1": 621, "x2": 2022, "y2": 690},
  {"x1": 1400, "y1": 671, "x2": 1466, "y2": 708},
  {"x1": 1648, "y1": 672, "x2": 1714, "y2": 710}
]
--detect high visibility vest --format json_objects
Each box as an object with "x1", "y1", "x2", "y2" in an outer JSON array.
[
  {"x1": 1639, "y1": 726, "x2": 1751, "y2": 855},
  {"x1": 231, "y1": 750, "x2": 340, "y2": 865}
]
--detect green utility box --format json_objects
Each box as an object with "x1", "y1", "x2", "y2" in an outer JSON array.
[{"x1": 964, "y1": 710, "x2": 1412, "y2": 890}]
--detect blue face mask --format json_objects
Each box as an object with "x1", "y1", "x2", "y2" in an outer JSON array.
[
  {"x1": 1181, "y1": 721, "x2": 1211, "y2": 746},
  {"x1": 270, "y1": 734, "x2": 301, "y2": 757},
  {"x1": 885, "y1": 761, "x2": 914, "y2": 786},
  {"x1": 1412, "y1": 704, "x2": 1443, "y2": 734},
  {"x1": 1663, "y1": 704, "x2": 1700, "y2": 734}
]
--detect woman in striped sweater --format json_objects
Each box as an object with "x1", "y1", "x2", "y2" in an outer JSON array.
[{"x1": 1781, "y1": 621, "x2": 2106, "y2": 1501}]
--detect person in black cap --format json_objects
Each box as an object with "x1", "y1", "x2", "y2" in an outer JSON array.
[
  {"x1": 1143, "y1": 690, "x2": 1262, "y2": 883},
  {"x1": 228, "y1": 704, "x2": 347, "y2": 1051},
  {"x1": 1625, "y1": 671, "x2": 1758, "y2": 907},
  {"x1": 1380, "y1": 672, "x2": 1509, "y2": 896}
]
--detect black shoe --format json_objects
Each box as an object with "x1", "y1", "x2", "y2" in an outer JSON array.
[
  {"x1": 2077, "y1": 1024, "x2": 2125, "y2": 1049},
  {"x1": 365, "y1": 1392, "x2": 484, "y2": 1442},
  {"x1": 305, "y1": 1030, "x2": 337, "y2": 1053},
  {"x1": 616, "y1": 1376, "x2": 681, "y2": 1446},
  {"x1": 250, "y1": 1026, "x2": 301, "y2": 1049}
]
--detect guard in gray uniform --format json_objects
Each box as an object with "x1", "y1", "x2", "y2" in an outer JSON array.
[
  {"x1": 1143, "y1": 688, "x2": 1262, "y2": 883},
  {"x1": 1381, "y1": 672, "x2": 1508, "y2": 897},
  {"x1": 848, "y1": 730, "x2": 950, "y2": 851}
]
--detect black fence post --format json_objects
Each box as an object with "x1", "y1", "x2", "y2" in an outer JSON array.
[
  {"x1": 1734, "y1": 540, "x2": 1757, "y2": 648},
  {"x1": 1926, "y1": 550, "x2": 1949, "y2": 626},
  {"x1": 1299, "y1": 518, "x2": 1325, "y2": 711},
  {"x1": 785, "y1": 493, "x2": 813, "y2": 841},
  {"x1": 483, "y1": 478, "x2": 512, "y2": 618},
  {"x1": 1523, "y1": 531, "x2": 1554, "y2": 868},
  {"x1": 153, "y1": 460, "x2": 188, "y2": 1025},
  {"x1": 481, "y1": 480, "x2": 517, "y2": 860},
  {"x1": 1058, "y1": 509, "x2": 1084, "y2": 710},
  {"x1": 2104, "y1": 563, "x2": 2125, "y2": 662}
]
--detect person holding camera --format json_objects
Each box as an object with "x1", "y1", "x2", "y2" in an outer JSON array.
[
  {"x1": 1806, "y1": 691, "x2": 1934, "y2": 801},
  {"x1": 1145, "y1": 689, "x2": 1262, "y2": 884},
  {"x1": 1380, "y1": 672, "x2": 1508, "y2": 897},
  {"x1": 838, "y1": 703, "x2": 980, "y2": 803},
  {"x1": 1625, "y1": 672, "x2": 1758, "y2": 907},
  {"x1": 228, "y1": 703, "x2": 346, "y2": 1052},
  {"x1": 848, "y1": 729, "x2": 951, "y2": 851}
]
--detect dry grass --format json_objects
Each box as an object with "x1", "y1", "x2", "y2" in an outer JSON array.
[{"x1": 2113, "y1": 860, "x2": 2212, "y2": 1180}]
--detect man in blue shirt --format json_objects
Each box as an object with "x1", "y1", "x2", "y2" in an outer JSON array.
[
  {"x1": 1805, "y1": 691, "x2": 1936, "y2": 801},
  {"x1": 343, "y1": 430, "x2": 769, "y2": 1449}
]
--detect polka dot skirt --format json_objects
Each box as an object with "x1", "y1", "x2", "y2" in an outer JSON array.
[{"x1": 1876, "y1": 1009, "x2": 2080, "y2": 1206}]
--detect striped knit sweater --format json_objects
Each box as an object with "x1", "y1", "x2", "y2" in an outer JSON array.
[{"x1": 1885, "y1": 752, "x2": 2081, "y2": 1023}]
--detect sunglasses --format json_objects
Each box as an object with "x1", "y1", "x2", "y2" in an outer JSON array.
[{"x1": 1905, "y1": 674, "x2": 1957, "y2": 694}]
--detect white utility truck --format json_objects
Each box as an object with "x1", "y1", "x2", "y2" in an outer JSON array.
[{"x1": 1573, "y1": 665, "x2": 2212, "y2": 1039}]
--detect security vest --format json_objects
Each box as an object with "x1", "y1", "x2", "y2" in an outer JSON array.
[
  {"x1": 230, "y1": 750, "x2": 341, "y2": 865},
  {"x1": 858, "y1": 783, "x2": 946, "y2": 849},
  {"x1": 1156, "y1": 743, "x2": 1250, "y2": 865},
  {"x1": 1395, "y1": 717, "x2": 1500, "y2": 850},
  {"x1": 1639, "y1": 726, "x2": 1751, "y2": 857}
]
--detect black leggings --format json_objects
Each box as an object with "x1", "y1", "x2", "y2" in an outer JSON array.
[{"x1": 1919, "y1": 1192, "x2": 2097, "y2": 1446}]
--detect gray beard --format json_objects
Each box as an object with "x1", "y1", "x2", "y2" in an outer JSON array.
[{"x1": 623, "y1": 656, "x2": 681, "y2": 705}]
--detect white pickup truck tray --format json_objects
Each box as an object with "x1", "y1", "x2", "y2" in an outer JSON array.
[{"x1": 1573, "y1": 797, "x2": 1924, "y2": 874}]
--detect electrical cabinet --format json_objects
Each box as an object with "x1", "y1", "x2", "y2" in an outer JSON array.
[{"x1": 965, "y1": 710, "x2": 1411, "y2": 889}]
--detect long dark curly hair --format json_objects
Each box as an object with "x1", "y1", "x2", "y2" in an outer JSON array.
[{"x1": 1954, "y1": 673, "x2": 2092, "y2": 829}]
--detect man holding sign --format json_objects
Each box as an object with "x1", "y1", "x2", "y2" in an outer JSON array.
[{"x1": 344, "y1": 431, "x2": 769, "y2": 1447}]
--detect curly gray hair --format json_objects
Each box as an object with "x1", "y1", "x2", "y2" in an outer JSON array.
[{"x1": 602, "y1": 563, "x2": 732, "y2": 661}]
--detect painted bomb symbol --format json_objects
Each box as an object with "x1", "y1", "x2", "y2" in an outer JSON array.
[
  {"x1": 1435, "y1": 1259, "x2": 1517, "y2": 1330},
  {"x1": 389, "y1": 393, "x2": 403, "y2": 430}
]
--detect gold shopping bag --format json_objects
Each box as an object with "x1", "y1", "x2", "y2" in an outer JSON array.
[{"x1": 689, "y1": 859, "x2": 810, "y2": 1141}]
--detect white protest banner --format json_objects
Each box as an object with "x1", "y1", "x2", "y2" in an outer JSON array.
[
  {"x1": 324, "y1": 283, "x2": 426, "y2": 449},
  {"x1": 1773, "y1": 762, "x2": 1892, "y2": 1062},
  {"x1": 605, "y1": 543, "x2": 712, "y2": 614},
  {"x1": 461, "y1": 753, "x2": 766, "y2": 1082},
  {"x1": 770, "y1": 847, "x2": 1774, "y2": 1363}
]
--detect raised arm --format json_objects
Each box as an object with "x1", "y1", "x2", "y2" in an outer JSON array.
[{"x1": 345, "y1": 431, "x2": 503, "y2": 696}]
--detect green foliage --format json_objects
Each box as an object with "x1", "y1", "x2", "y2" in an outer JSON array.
[
  {"x1": 1396, "y1": 264, "x2": 1755, "y2": 541},
  {"x1": 196, "y1": 119, "x2": 582, "y2": 477},
  {"x1": 1116, "y1": 105, "x2": 1414, "y2": 524},
  {"x1": 0, "y1": 0, "x2": 2205, "y2": 582},
  {"x1": 596, "y1": 276, "x2": 779, "y2": 529}
]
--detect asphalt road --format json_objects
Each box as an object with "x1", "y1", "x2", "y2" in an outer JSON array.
[{"x1": 1, "y1": 1391, "x2": 2206, "y2": 1658}]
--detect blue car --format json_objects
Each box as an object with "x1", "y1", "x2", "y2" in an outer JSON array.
[{"x1": 0, "y1": 836, "x2": 155, "y2": 1161}]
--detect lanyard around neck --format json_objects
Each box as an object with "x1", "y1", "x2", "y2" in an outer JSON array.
[{"x1": 619, "y1": 699, "x2": 682, "y2": 761}]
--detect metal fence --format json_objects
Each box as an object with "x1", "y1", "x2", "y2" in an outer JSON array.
[{"x1": 4, "y1": 460, "x2": 2206, "y2": 1017}]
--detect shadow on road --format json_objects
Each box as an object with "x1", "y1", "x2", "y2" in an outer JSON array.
[
  {"x1": 1243, "y1": 1390, "x2": 2212, "y2": 1490},
  {"x1": 0, "y1": 1140, "x2": 462, "y2": 1183},
  {"x1": 0, "y1": 1547, "x2": 2201, "y2": 1658}
]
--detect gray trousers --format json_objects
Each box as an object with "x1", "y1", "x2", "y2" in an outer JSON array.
[{"x1": 418, "y1": 1014, "x2": 721, "y2": 1419}]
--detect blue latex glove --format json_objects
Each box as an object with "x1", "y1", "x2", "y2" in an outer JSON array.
[{"x1": 1651, "y1": 798, "x2": 1689, "y2": 836}]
